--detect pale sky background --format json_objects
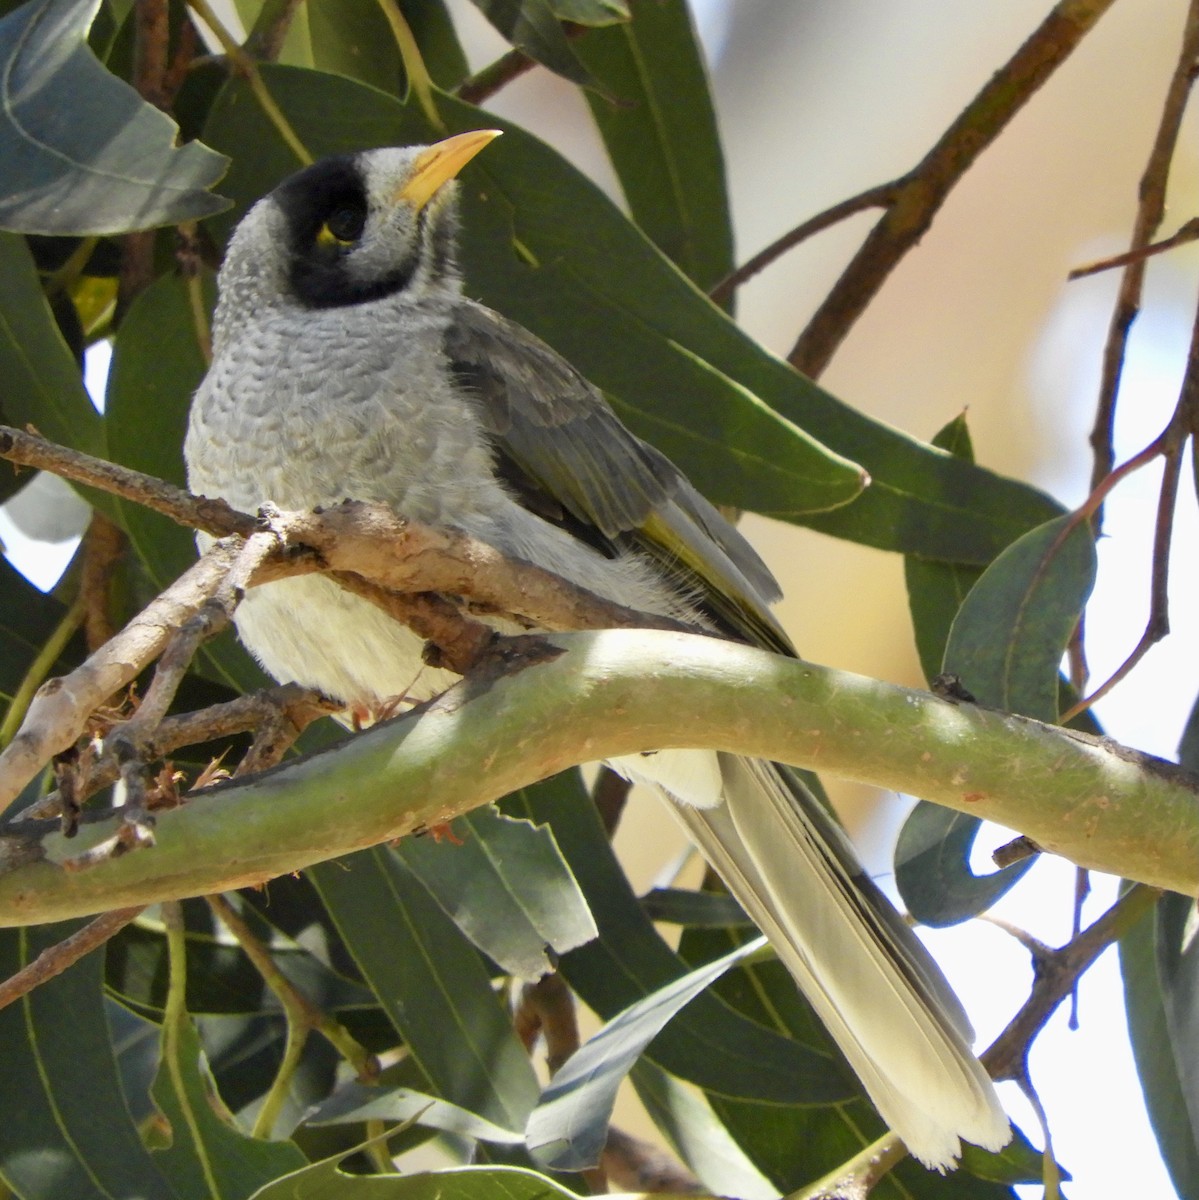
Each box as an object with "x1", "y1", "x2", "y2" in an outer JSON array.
[{"x1": 3, "y1": 2, "x2": 1196, "y2": 1197}]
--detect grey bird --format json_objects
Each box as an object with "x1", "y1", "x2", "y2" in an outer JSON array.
[{"x1": 185, "y1": 130, "x2": 1010, "y2": 1170}]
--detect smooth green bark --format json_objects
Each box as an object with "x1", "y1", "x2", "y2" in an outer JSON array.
[{"x1": 1, "y1": 628, "x2": 1195, "y2": 925}]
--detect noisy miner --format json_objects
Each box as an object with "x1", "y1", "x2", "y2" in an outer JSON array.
[{"x1": 185, "y1": 130, "x2": 1010, "y2": 1170}]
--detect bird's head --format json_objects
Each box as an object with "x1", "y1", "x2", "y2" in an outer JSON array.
[{"x1": 219, "y1": 130, "x2": 501, "y2": 315}]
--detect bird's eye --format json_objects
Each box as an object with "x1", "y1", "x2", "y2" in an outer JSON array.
[{"x1": 317, "y1": 203, "x2": 367, "y2": 247}]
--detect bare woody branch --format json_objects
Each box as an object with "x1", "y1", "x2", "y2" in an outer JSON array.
[{"x1": 787, "y1": 0, "x2": 1118, "y2": 378}]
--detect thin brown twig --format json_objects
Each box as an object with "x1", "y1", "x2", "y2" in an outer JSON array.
[
  {"x1": 0, "y1": 907, "x2": 145, "y2": 1011},
  {"x1": 1087, "y1": 0, "x2": 1199, "y2": 498},
  {"x1": 1069, "y1": 216, "x2": 1199, "y2": 281},
  {"x1": 244, "y1": 0, "x2": 306, "y2": 62},
  {"x1": 708, "y1": 181, "x2": 900, "y2": 307},
  {"x1": 982, "y1": 883, "x2": 1159, "y2": 1080},
  {"x1": 12, "y1": 686, "x2": 336, "y2": 825},
  {"x1": 0, "y1": 425, "x2": 256, "y2": 539},
  {"x1": 79, "y1": 511, "x2": 125, "y2": 652},
  {"x1": 456, "y1": 46, "x2": 537, "y2": 106},
  {"x1": 788, "y1": 0, "x2": 1118, "y2": 378},
  {"x1": 1061, "y1": 291, "x2": 1199, "y2": 723}
]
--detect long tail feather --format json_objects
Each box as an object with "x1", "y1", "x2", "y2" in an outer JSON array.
[{"x1": 624, "y1": 750, "x2": 1010, "y2": 1170}]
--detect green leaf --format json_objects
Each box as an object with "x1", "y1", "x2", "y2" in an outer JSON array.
[
  {"x1": 943, "y1": 513, "x2": 1097, "y2": 721},
  {"x1": 1120, "y1": 892, "x2": 1199, "y2": 1198},
  {"x1": 628, "y1": 1060, "x2": 776, "y2": 1199},
  {"x1": 105, "y1": 904, "x2": 376, "y2": 1019},
  {"x1": 527, "y1": 936, "x2": 767, "y2": 1170},
  {"x1": 199, "y1": 67, "x2": 866, "y2": 520},
  {"x1": 893, "y1": 802, "x2": 1035, "y2": 928},
  {"x1": 578, "y1": 0, "x2": 733, "y2": 292},
  {"x1": 105, "y1": 271, "x2": 211, "y2": 583},
  {"x1": 0, "y1": 924, "x2": 180, "y2": 1200},
  {"x1": 548, "y1": 0, "x2": 627, "y2": 25},
  {"x1": 639, "y1": 886, "x2": 750, "y2": 928},
  {"x1": 151, "y1": 994, "x2": 306, "y2": 1198},
  {"x1": 904, "y1": 413, "x2": 984, "y2": 682},
  {"x1": 0, "y1": 0, "x2": 228, "y2": 234},
  {"x1": 397, "y1": 805, "x2": 597, "y2": 979},
  {"x1": 250, "y1": 1159, "x2": 587, "y2": 1200},
  {"x1": 309, "y1": 848, "x2": 540, "y2": 1132},
  {"x1": 305, "y1": 1081, "x2": 524, "y2": 1144},
  {"x1": 0, "y1": 555, "x2": 75, "y2": 702},
  {"x1": 1155, "y1": 893, "x2": 1199, "y2": 1160},
  {"x1": 504, "y1": 774, "x2": 849, "y2": 1105},
  {"x1": 466, "y1": 0, "x2": 608, "y2": 95},
  {"x1": 0, "y1": 232, "x2": 103, "y2": 454}
]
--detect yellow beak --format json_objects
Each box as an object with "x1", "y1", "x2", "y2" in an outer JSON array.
[{"x1": 395, "y1": 129, "x2": 502, "y2": 212}]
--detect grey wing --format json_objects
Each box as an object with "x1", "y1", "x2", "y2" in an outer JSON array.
[{"x1": 443, "y1": 300, "x2": 791, "y2": 651}]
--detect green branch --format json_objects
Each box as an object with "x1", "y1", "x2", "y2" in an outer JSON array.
[{"x1": 1, "y1": 628, "x2": 1195, "y2": 926}]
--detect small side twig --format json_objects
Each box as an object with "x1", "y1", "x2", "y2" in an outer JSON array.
[
  {"x1": 206, "y1": 892, "x2": 376, "y2": 1140},
  {"x1": 1085, "y1": 0, "x2": 1199, "y2": 499},
  {"x1": 708, "y1": 181, "x2": 900, "y2": 307},
  {"x1": 0, "y1": 906, "x2": 145, "y2": 1012},
  {"x1": 982, "y1": 883, "x2": 1159, "y2": 1080},
  {"x1": 79, "y1": 510, "x2": 125, "y2": 652}
]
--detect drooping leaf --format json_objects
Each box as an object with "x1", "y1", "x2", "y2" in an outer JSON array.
[
  {"x1": 904, "y1": 413, "x2": 984, "y2": 682},
  {"x1": 578, "y1": 0, "x2": 733, "y2": 292},
  {"x1": 1120, "y1": 892, "x2": 1199, "y2": 1198},
  {"x1": 251, "y1": 1158, "x2": 589, "y2": 1200},
  {"x1": 0, "y1": 924, "x2": 180, "y2": 1200},
  {"x1": 504, "y1": 774, "x2": 849, "y2": 1105},
  {"x1": 151, "y1": 986, "x2": 306, "y2": 1198},
  {"x1": 308, "y1": 848, "x2": 540, "y2": 1132},
  {"x1": 105, "y1": 903, "x2": 376, "y2": 1019},
  {"x1": 629, "y1": 1061, "x2": 777, "y2": 1200},
  {"x1": 0, "y1": 0, "x2": 227, "y2": 234},
  {"x1": 639, "y1": 885, "x2": 750, "y2": 929},
  {"x1": 397, "y1": 804, "x2": 597, "y2": 980},
  {"x1": 1155, "y1": 892, "x2": 1199, "y2": 1158},
  {"x1": 526, "y1": 936, "x2": 767, "y2": 1170},
  {"x1": 466, "y1": 0, "x2": 609, "y2": 96},
  {"x1": 893, "y1": 802, "x2": 1035, "y2": 928},
  {"x1": 306, "y1": 1080, "x2": 524, "y2": 1145},
  {"x1": 943, "y1": 513, "x2": 1097, "y2": 721},
  {"x1": 0, "y1": 232, "x2": 103, "y2": 455},
  {"x1": 0, "y1": 555, "x2": 76, "y2": 702}
]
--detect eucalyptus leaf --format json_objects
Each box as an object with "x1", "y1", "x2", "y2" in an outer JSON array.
[
  {"x1": 305, "y1": 1081, "x2": 524, "y2": 1145},
  {"x1": 0, "y1": 231, "x2": 103, "y2": 455},
  {"x1": 0, "y1": 924, "x2": 180, "y2": 1200},
  {"x1": 309, "y1": 848, "x2": 540, "y2": 1132},
  {"x1": 894, "y1": 803, "x2": 1034, "y2": 929},
  {"x1": 397, "y1": 804, "x2": 597, "y2": 980},
  {"x1": 0, "y1": 0, "x2": 227, "y2": 234},
  {"x1": 504, "y1": 774, "x2": 849, "y2": 1105},
  {"x1": 151, "y1": 994, "x2": 306, "y2": 1198},
  {"x1": 578, "y1": 0, "x2": 732, "y2": 291},
  {"x1": 1120, "y1": 892, "x2": 1199, "y2": 1197},
  {"x1": 466, "y1": 0, "x2": 608, "y2": 95},
  {"x1": 943, "y1": 513, "x2": 1097, "y2": 721},
  {"x1": 526, "y1": 936, "x2": 767, "y2": 1170},
  {"x1": 0, "y1": 555, "x2": 75, "y2": 703},
  {"x1": 1155, "y1": 892, "x2": 1199, "y2": 1155},
  {"x1": 250, "y1": 1160, "x2": 588, "y2": 1200}
]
